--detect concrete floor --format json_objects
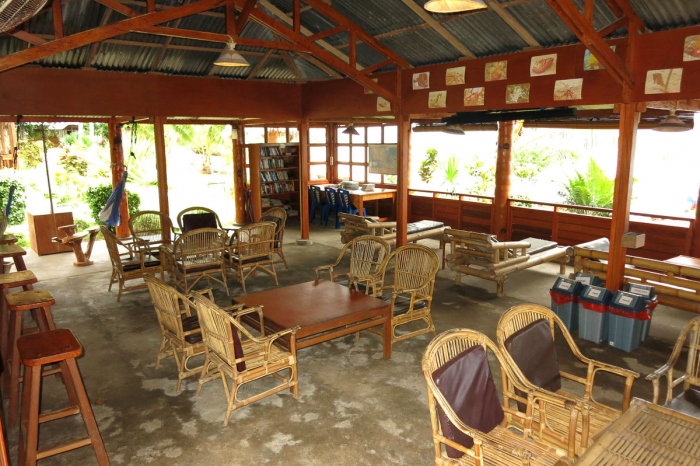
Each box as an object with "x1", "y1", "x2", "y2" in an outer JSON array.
[{"x1": 5, "y1": 220, "x2": 697, "y2": 465}]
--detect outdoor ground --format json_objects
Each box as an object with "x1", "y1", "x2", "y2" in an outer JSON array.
[{"x1": 4, "y1": 221, "x2": 696, "y2": 465}]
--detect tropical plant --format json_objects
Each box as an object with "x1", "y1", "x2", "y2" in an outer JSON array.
[
  {"x1": 59, "y1": 152, "x2": 89, "y2": 176},
  {"x1": 560, "y1": 159, "x2": 615, "y2": 217},
  {"x1": 170, "y1": 125, "x2": 227, "y2": 174},
  {"x1": 18, "y1": 141, "x2": 43, "y2": 168},
  {"x1": 84, "y1": 184, "x2": 141, "y2": 225},
  {"x1": 419, "y1": 148, "x2": 439, "y2": 183},
  {"x1": 440, "y1": 154, "x2": 460, "y2": 194},
  {"x1": 0, "y1": 174, "x2": 27, "y2": 225},
  {"x1": 465, "y1": 156, "x2": 495, "y2": 196}
]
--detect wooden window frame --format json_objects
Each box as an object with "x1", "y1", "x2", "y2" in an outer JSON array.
[{"x1": 334, "y1": 124, "x2": 397, "y2": 187}]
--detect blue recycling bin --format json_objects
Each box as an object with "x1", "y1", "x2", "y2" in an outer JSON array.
[
  {"x1": 549, "y1": 277, "x2": 584, "y2": 331},
  {"x1": 625, "y1": 283, "x2": 658, "y2": 342},
  {"x1": 608, "y1": 291, "x2": 650, "y2": 353},
  {"x1": 578, "y1": 286, "x2": 613, "y2": 344},
  {"x1": 574, "y1": 272, "x2": 604, "y2": 288}
]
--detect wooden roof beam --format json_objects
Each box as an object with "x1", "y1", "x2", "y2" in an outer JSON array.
[
  {"x1": 398, "y1": 0, "x2": 476, "y2": 59},
  {"x1": 52, "y1": 0, "x2": 64, "y2": 39},
  {"x1": 235, "y1": 0, "x2": 260, "y2": 34},
  {"x1": 273, "y1": 32, "x2": 303, "y2": 79},
  {"x1": 482, "y1": 0, "x2": 539, "y2": 48},
  {"x1": 598, "y1": 17, "x2": 627, "y2": 38},
  {"x1": 307, "y1": 25, "x2": 345, "y2": 43},
  {"x1": 8, "y1": 29, "x2": 46, "y2": 46},
  {"x1": 150, "y1": 0, "x2": 192, "y2": 72},
  {"x1": 247, "y1": 48, "x2": 273, "y2": 79},
  {"x1": 85, "y1": 9, "x2": 112, "y2": 67},
  {"x1": 93, "y1": 0, "x2": 140, "y2": 18}
]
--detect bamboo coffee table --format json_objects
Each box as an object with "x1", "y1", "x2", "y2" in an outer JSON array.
[{"x1": 235, "y1": 280, "x2": 393, "y2": 359}]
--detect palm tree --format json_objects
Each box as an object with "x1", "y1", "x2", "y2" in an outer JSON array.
[
  {"x1": 169, "y1": 125, "x2": 227, "y2": 174},
  {"x1": 560, "y1": 159, "x2": 615, "y2": 217}
]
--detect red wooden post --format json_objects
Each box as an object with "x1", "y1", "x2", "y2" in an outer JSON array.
[
  {"x1": 108, "y1": 118, "x2": 130, "y2": 238},
  {"x1": 300, "y1": 119, "x2": 310, "y2": 240},
  {"x1": 232, "y1": 122, "x2": 247, "y2": 224},
  {"x1": 153, "y1": 116, "x2": 170, "y2": 240},
  {"x1": 492, "y1": 120, "x2": 513, "y2": 240},
  {"x1": 690, "y1": 186, "x2": 700, "y2": 256}
]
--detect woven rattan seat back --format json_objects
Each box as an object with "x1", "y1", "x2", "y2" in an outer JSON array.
[
  {"x1": 175, "y1": 228, "x2": 227, "y2": 268},
  {"x1": 236, "y1": 222, "x2": 275, "y2": 260},
  {"x1": 192, "y1": 294, "x2": 237, "y2": 367},
  {"x1": 348, "y1": 236, "x2": 390, "y2": 279},
  {"x1": 145, "y1": 274, "x2": 187, "y2": 338},
  {"x1": 129, "y1": 210, "x2": 174, "y2": 246},
  {"x1": 101, "y1": 226, "x2": 126, "y2": 271},
  {"x1": 177, "y1": 207, "x2": 222, "y2": 231},
  {"x1": 386, "y1": 244, "x2": 439, "y2": 297},
  {"x1": 262, "y1": 207, "x2": 287, "y2": 236}
]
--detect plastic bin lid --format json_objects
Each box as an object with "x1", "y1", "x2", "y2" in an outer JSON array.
[
  {"x1": 578, "y1": 285, "x2": 613, "y2": 304},
  {"x1": 550, "y1": 277, "x2": 583, "y2": 296},
  {"x1": 610, "y1": 291, "x2": 647, "y2": 312},
  {"x1": 625, "y1": 283, "x2": 656, "y2": 300},
  {"x1": 574, "y1": 272, "x2": 604, "y2": 287}
]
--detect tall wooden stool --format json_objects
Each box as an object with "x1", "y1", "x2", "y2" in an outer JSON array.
[
  {"x1": 0, "y1": 271, "x2": 37, "y2": 370},
  {"x1": 0, "y1": 244, "x2": 29, "y2": 272},
  {"x1": 5, "y1": 290, "x2": 58, "y2": 426},
  {"x1": 0, "y1": 234, "x2": 18, "y2": 245},
  {"x1": 18, "y1": 329, "x2": 110, "y2": 466}
]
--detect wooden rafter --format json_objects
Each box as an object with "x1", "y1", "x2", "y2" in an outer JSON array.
[
  {"x1": 8, "y1": 29, "x2": 46, "y2": 46},
  {"x1": 273, "y1": 32, "x2": 302, "y2": 79},
  {"x1": 482, "y1": 0, "x2": 539, "y2": 48},
  {"x1": 52, "y1": 0, "x2": 64, "y2": 39},
  {"x1": 150, "y1": 0, "x2": 192, "y2": 72},
  {"x1": 93, "y1": 0, "x2": 140, "y2": 18},
  {"x1": 235, "y1": 0, "x2": 259, "y2": 34},
  {"x1": 247, "y1": 48, "x2": 273, "y2": 80},
  {"x1": 85, "y1": 9, "x2": 112, "y2": 67}
]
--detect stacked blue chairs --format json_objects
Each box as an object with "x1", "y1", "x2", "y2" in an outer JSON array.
[
  {"x1": 309, "y1": 185, "x2": 324, "y2": 223},
  {"x1": 338, "y1": 189, "x2": 366, "y2": 219},
  {"x1": 322, "y1": 187, "x2": 340, "y2": 227}
]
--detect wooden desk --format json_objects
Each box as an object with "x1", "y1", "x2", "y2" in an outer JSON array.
[
  {"x1": 319, "y1": 185, "x2": 397, "y2": 220},
  {"x1": 235, "y1": 280, "x2": 392, "y2": 359},
  {"x1": 574, "y1": 398, "x2": 700, "y2": 465}
]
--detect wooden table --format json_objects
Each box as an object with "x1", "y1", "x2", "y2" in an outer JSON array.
[
  {"x1": 666, "y1": 255, "x2": 700, "y2": 269},
  {"x1": 574, "y1": 398, "x2": 700, "y2": 465},
  {"x1": 320, "y1": 185, "x2": 397, "y2": 221},
  {"x1": 235, "y1": 280, "x2": 393, "y2": 359}
]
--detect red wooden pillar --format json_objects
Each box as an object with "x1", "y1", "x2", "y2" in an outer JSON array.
[
  {"x1": 607, "y1": 104, "x2": 640, "y2": 291},
  {"x1": 108, "y1": 118, "x2": 130, "y2": 238},
  {"x1": 492, "y1": 120, "x2": 513, "y2": 240},
  {"x1": 232, "y1": 122, "x2": 247, "y2": 224},
  {"x1": 0, "y1": 123, "x2": 6, "y2": 154},
  {"x1": 299, "y1": 119, "x2": 310, "y2": 240},
  {"x1": 153, "y1": 116, "x2": 170, "y2": 240},
  {"x1": 692, "y1": 186, "x2": 700, "y2": 257},
  {"x1": 396, "y1": 113, "x2": 410, "y2": 247}
]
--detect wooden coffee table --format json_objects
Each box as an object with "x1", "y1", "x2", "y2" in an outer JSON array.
[{"x1": 235, "y1": 280, "x2": 393, "y2": 359}]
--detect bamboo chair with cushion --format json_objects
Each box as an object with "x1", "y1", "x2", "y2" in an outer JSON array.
[
  {"x1": 423, "y1": 329, "x2": 574, "y2": 466},
  {"x1": 101, "y1": 226, "x2": 164, "y2": 301},
  {"x1": 161, "y1": 228, "x2": 229, "y2": 296},
  {"x1": 129, "y1": 211, "x2": 179, "y2": 266},
  {"x1": 191, "y1": 294, "x2": 299, "y2": 426},
  {"x1": 226, "y1": 222, "x2": 278, "y2": 293},
  {"x1": 314, "y1": 235, "x2": 391, "y2": 295},
  {"x1": 363, "y1": 244, "x2": 439, "y2": 348},
  {"x1": 497, "y1": 304, "x2": 640, "y2": 455},
  {"x1": 177, "y1": 207, "x2": 227, "y2": 234},
  {"x1": 259, "y1": 206, "x2": 288, "y2": 269},
  {"x1": 647, "y1": 316, "x2": 700, "y2": 419}
]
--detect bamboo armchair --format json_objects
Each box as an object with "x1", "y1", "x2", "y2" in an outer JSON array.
[
  {"x1": 129, "y1": 210, "x2": 178, "y2": 251},
  {"x1": 647, "y1": 316, "x2": 700, "y2": 418},
  {"x1": 191, "y1": 294, "x2": 299, "y2": 426},
  {"x1": 260, "y1": 206, "x2": 288, "y2": 269},
  {"x1": 226, "y1": 222, "x2": 278, "y2": 293},
  {"x1": 497, "y1": 305, "x2": 640, "y2": 455},
  {"x1": 177, "y1": 206, "x2": 225, "y2": 233},
  {"x1": 101, "y1": 226, "x2": 164, "y2": 301},
  {"x1": 161, "y1": 228, "x2": 229, "y2": 296},
  {"x1": 339, "y1": 212, "x2": 445, "y2": 246},
  {"x1": 363, "y1": 244, "x2": 439, "y2": 348},
  {"x1": 314, "y1": 236, "x2": 391, "y2": 294},
  {"x1": 423, "y1": 329, "x2": 574, "y2": 466}
]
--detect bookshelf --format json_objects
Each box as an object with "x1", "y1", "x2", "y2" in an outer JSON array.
[{"x1": 248, "y1": 143, "x2": 300, "y2": 221}]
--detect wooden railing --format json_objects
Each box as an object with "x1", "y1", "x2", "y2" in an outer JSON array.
[{"x1": 408, "y1": 190, "x2": 696, "y2": 261}]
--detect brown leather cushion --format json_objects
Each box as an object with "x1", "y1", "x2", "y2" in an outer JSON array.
[
  {"x1": 378, "y1": 294, "x2": 427, "y2": 316},
  {"x1": 175, "y1": 262, "x2": 222, "y2": 274},
  {"x1": 259, "y1": 215, "x2": 282, "y2": 241},
  {"x1": 432, "y1": 345, "x2": 505, "y2": 458},
  {"x1": 227, "y1": 253, "x2": 271, "y2": 265},
  {"x1": 182, "y1": 213, "x2": 217, "y2": 233},
  {"x1": 229, "y1": 324, "x2": 246, "y2": 372},
  {"x1": 503, "y1": 319, "x2": 561, "y2": 411},
  {"x1": 123, "y1": 255, "x2": 161, "y2": 272},
  {"x1": 665, "y1": 387, "x2": 700, "y2": 419},
  {"x1": 182, "y1": 316, "x2": 203, "y2": 344}
]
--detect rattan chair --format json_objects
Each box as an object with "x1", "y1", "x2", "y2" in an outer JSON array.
[
  {"x1": 363, "y1": 244, "x2": 439, "y2": 348},
  {"x1": 191, "y1": 294, "x2": 299, "y2": 426},
  {"x1": 129, "y1": 211, "x2": 178, "y2": 250},
  {"x1": 259, "y1": 206, "x2": 288, "y2": 269},
  {"x1": 226, "y1": 222, "x2": 278, "y2": 293},
  {"x1": 423, "y1": 329, "x2": 574, "y2": 466},
  {"x1": 101, "y1": 226, "x2": 164, "y2": 301},
  {"x1": 161, "y1": 228, "x2": 229, "y2": 295},
  {"x1": 177, "y1": 207, "x2": 225, "y2": 233},
  {"x1": 647, "y1": 316, "x2": 700, "y2": 418},
  {"x1": 497, "y1": 304, "x2": 639, "y2": 455},
  {"x1": 314, "y1": 235, "x2": 391, "y2": 294}
]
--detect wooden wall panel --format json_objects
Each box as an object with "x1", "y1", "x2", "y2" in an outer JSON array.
[
  {"x1": 460, "y1": 202, "x2": 492, "y2": 233},
  {"x1": 408, "y1": 195, "x2": 433, "y2": 223},
  {"x1": 434, "y1": 198, "x2": 460, "y2": 228}
]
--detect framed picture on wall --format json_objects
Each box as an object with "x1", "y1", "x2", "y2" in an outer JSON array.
[{"x1": 369, "y1": 145, "x2": 398, "y2": 175}]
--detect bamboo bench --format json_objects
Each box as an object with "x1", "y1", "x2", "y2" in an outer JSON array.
[
  {"x1": 444, "y1": 229, "x2": 568, "y2": 297},
  {"x1": 52, "y1": 224, "x2": 100, "y2": 266},
  {"x1": 338, "y1": 213, "x2": 446, "y2": 247},
  {"x1": 568, "y1": 238, "x2": 700, "y2": 314}
]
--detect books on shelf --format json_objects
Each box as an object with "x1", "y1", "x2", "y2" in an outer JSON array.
[
  {"x1": 259, "y1": 157, "x2": 286, "y2": 169},
  {"x1": 261, "y1": 181, "x2": 296, "y2": 195},
  {"x1": 260, "y1": 171, "x2": 293, "y2": 182}
]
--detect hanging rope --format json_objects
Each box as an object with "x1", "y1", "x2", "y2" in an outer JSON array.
[{"x1": 40, "y1": 123, "x2": 54, "y2": 216}]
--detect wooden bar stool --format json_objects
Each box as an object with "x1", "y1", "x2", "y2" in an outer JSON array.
[
  {"x1": 5, "y1": 289, "x2": 58, "y2": 426},
  {"x1": 0, "y1": 244, "x2": 29, "y2": 272},
  {"x1": 18, "y1": 329, "x2": 110, "y2": 466},
  {"x1": 0, "y1": 234, "x2": 18, "y2": 246},
  {"x1": 0, "y1": 271, "x2": 37, "y2": 370}
]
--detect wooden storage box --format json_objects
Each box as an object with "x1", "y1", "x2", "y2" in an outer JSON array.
[
  {"x1": 622, "y1": 232, "x2": 645, "y2": 249},
  {"x1": 27, "y1": 212, "x2": 74, "y2": 256}
]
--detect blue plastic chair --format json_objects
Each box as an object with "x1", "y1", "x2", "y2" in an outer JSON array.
[
  {"x1": 309, "y1": 186, "x2": 324, "y2": 224},
  {"x1": 322, "y1": 187, "x2": 340, "y2": 227},
  {"x1": 338, "y1": 189, "x2": 366, "y2": 219}
]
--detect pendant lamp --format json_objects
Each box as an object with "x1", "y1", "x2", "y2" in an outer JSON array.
[
  {"x1": 652, "y1": 110, "x2": 691, "y2": 132},
  {"x1": 214, "y1": 38, "x2": 249, "y2": 67},
  {"x1": 343, "y1": 121, "x2": 360, "y2": 136},
  {"x1": 424, "y1": 0, "x2": 487, "y2": 13}
]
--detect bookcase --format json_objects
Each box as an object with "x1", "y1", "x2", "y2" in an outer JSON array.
[{"x1": 248, "y1": 143, "x2": 300, "y2": 221}]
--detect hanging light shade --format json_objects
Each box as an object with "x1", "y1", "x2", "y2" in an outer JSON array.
[
  {"x1": 652, "y1": 110, "x2": 691, "y2": 132},
  {"x1": 424, "y1": 0, "x2": 487, "y2": 13},
  {"x1": 442, "y1": 125, "x2": 465, "y2": 135},
  {"x1": 343, "y1": 122, "x2": 360, "y2": 136},
  {"x1": 214, "y1": 39, "x2": 249, "y2": 67}
]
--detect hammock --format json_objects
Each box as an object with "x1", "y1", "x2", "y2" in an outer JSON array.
[
  {"x1": 0, "y1": 0, "x2": 49, "y2": 33},
  {"x1": 99, "y1": 118, "x2": 137, "y2": 227}
]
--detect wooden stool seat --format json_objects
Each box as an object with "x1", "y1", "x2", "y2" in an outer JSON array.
[
  {"x1": 0, "y1": 270, "x2": 38, "y2": 288},
  {"x1": 0, "y1": 234, "x2": 18, "y2": 245},
  {"x1": 18, "y1": 329, "x2": 82, "y2": 367},
  {"x1": 6, "y1": 290, "x2": 55, "y2": 311}
]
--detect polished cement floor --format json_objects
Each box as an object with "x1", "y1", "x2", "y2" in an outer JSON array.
[{"x1": 5, "y1": 220, "x2": 697, "y2": 465}]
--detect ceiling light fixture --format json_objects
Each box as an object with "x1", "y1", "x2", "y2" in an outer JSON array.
[
  {"x1": 214, "y1": 37, "x2": 250, "y2": 67},
  {"x1": 423, "y1": 0, "x2": 487, "y2": 14},
  {"x1": 343, "y1": 121, "x2": 360, "y2": 136},
  {"x1": 652, "y1": 109, "x2": 691, "y2": 132}
]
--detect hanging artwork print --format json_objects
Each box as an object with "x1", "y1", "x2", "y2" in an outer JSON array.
[
  {"x1": 554, "y1": 79, "x2": 583, "y2": 101},
  {"x1": 446, "y1": 66, "x2": 465, "y2": 86},
  {"x1": 413, "y1": 71, "x2": 430, "y2": 90},
  {"x1": 464, "y1": 87, "x2": 485, "y2": 106},
  {"x1": 364, "y1": 78, "x2": 379, "y2": 95},
  {"x1": 584, "y1": 46, "x2": 616, "y2": 70},
  {"x1": 369, "y1": 145, "x2": 398, "y2": 175},
  {"x1": 428, "y1": 91, "x2": 447, "y2": 108},
  {"x1": 377, "y1": 97, "x2": 391, "y2": 112},
  {"x1": 684, "y1": 35, "x2": 700, "y2": 61},
  {"x1": 530, "y1": 54, "x2": 557, "y2": 76},
  {"x1": 485, "y1": 61, "x2": 507, "y2": 81},
  {"x1": 645, "y1": 69, "x2": 683, "y2": 94},
  {"x1": 506, "y1": 84, "x2": 530, "y2": 104}
]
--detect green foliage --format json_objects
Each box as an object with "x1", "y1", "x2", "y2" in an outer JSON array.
[
  {"x1": 11, "y1": 232, "x2": 28, "y2": 249},
  {"x1": 387, "y1": 175, "x2": 397, "y2": 184},
  {"x1": 59, "y1": 153, "x2": 88, "y2": 176},
  {"x1": 169, "y1": 125, "x2": 228, "y2": 173},
  {"x1": 0, "y1": 175, "x2": 26, "y2": 225},
  {"x1": 419, "y1": 148, "x2": 439, "y2": 183},
  {"x1": 64, "y1": 132, "x2": 79, "y2": 146},
  {"x1": 74, "y1": 218, "x2": 94, "y2": 232},
  {"x1": 84, "y1": 184, "x2": 141, "y2": 225},
  {"x1": 560, "y1": 159, "x2": 614, "y2": 217},
  {"x1": 18, "y1": 141, "x2": 43, "y2": 169},
  {"x1": 125, "y1": 137, "x2": 158, "y2": 187},
  {"x1": 465, "y1": 156, "x2": 495, "y2": 196},
  {"x1": 440, "y1": 154, "x2": 461, "y2": 194}
]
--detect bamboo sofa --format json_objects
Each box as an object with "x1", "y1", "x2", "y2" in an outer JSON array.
[
  {"x1": 568, "y1": 238, "x2": 700, "y2": 314},
  {"x1": 338, "y1": 213, "x2": 446, "y2": 246},
  {"x1": 444, "y1": 229, "x2": 568, "y2": 297}
]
